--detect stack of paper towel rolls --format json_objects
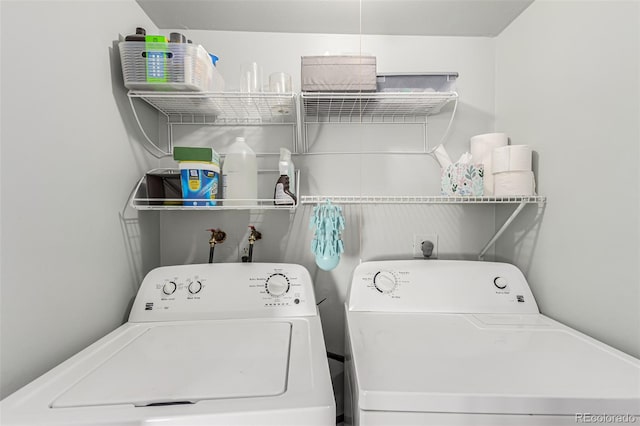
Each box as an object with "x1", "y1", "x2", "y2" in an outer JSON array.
[
  {"x1": 491, "y1": 145, "x2": 535, "y2": 196},
  {"x1": 470, "y1": 133, "x2": 508, "y2": 196}
]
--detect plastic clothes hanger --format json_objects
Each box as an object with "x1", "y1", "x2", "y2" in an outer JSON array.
[{"x1": 310, "y1": 200, "x2": 345, "y2": 271}]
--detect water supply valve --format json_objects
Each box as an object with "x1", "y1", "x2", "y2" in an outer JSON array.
[
  {"x1": 208, "y1": 228, "x2": 227, "y2": 246},
  {"x1": 248, "y1": 225, "x2": 262, "y2": 244},
  {"x1": 206, "y1": 228, "x2": 227, "y2": 263},
  {"x1": 246, "y1": 225, "x2": 262, "y2": 263}
]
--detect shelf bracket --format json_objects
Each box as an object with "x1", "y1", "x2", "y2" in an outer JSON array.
[
  {"x1": 478, "y1": 201, "x2": 528, "y2": 261},
  {"x1": 128, "y1": 94, "x2": 171, "y2": 158}
]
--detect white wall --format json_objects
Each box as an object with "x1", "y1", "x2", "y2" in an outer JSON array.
[
  {"x1": 494, "y1": 0, "x2": 640, "y2": 357},
  {"x1": 0, "y1": 1, "x2": 161, "y2": 398},
  {"x1": 156, "y1": 30, "x2": 499, "y2": 410}
]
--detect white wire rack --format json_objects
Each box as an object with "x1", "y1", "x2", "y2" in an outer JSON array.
[
  {"x1": 127, "y1": 91, "x2": 299, "y2": 157},
  {"x1": 299, "y1": 195, "x2": 546, "y2": 204},
  {"x1": 129, "y1": 91, "x2": 297, "y2": 124},
  {"x1": 299, "y1": 194, "x2": 546, "y2": 261},
  {"x1": 132, "y1": 198, "x2": 298, "y2": 211},
  {"x1": 129, "y1": 168, "x2": 300, "y2": 211},
  {"x1": 127, "y1": 91, "x2": 456, "y2": 157},
  {"x1": 301, "y1": 92, "x2": 457, "y2": 123},
  {"x1": 299, "y1": 91, "x2": 458, "y2": 153}
]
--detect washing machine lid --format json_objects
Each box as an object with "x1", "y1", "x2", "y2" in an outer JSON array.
[
  {"x1": 348, "y1": 312, "x2": 640, "y2": 415},
  {"x1": 52, "y1": 321, "x2": 291, "y2": 408}
]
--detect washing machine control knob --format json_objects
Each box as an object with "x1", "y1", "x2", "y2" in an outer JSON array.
[
  {"x1": 494, "y1": 276, "x2": 508, "y2": 289},
  {"x1": 162, "y1": 281, "x2": 177, "y2": 295},
  {"x1": 266, "y1": 273, "x2": 290, "y2": 297},
  {"x1": 188, "y1": 281, "x2": 202, "y2": 294},
  {"x1": 373, "y1": 271, "x2": 398, "y2": 294}
]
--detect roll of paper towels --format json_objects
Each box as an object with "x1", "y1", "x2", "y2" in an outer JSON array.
[
  {"x1": 494, "y1": 171, "x2": 536, "y2": 196},
  {"x1": 492, "y1": 145, "x2": 532, "y2": 174},
  {"x1": 470, "y1": 133, "x2": 508, "y2": 196}
]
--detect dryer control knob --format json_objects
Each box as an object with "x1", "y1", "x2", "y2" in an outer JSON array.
[
  {"x1": 162, "y1": 281, "x2": 177, "y2": 295},
  {"x1": 494, "y1": 277, "x2": 508, "y2": 289},
  {"x1": 188, "y1": 281, "x2": 202, "y2": 294},
  {"x1": 373, "y1": 271, "x2": 398, "y2": 294},
  {"x1": 266, "y1": 273, "x2": 290, "y2": 297}
]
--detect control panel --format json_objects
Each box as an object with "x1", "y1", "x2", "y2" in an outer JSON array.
[
  {"x1": 347, "y1": 260, "x2": 539, "y2": 314},
  {"x1": 129, "y1": 263, "x2": 316, "y2": 322}
]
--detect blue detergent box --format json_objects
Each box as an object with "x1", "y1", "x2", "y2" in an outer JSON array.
[{"x1": 179, "y1": 162, "x2": 220, "y2": 206}]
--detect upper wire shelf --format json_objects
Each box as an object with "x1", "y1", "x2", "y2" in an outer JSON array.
[
  {"x1": 128, "y1": 91, "x2": 297, "y2": 125},
  {"x1": 301, "y1": 92, "x2": 458, "y2": 123}
]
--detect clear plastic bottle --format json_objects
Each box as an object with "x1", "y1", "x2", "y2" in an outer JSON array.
[{"x1": 222, "y1": 137, "x2": 257, "y2": 206}]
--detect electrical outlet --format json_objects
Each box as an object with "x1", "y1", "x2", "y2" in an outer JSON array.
[{"x1": 413, "y1": 234, "x2": 438, "y2": 258}]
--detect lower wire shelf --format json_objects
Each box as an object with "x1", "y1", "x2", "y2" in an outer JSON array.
[
  {"x1": 131, "y1": 200, "x2": 298, "y2": 211},
  {"x1": 129, "y1": 169, "x2": 299, "y2": 211},
  {"x1": 299, "y1": 195, "x2": 545, "y2": 204},
  {"x1": 298, "y1": 194, "x2": 546, "y2": 261},
  {"x1": 129, "y1": 169, "x2": 545, "y2": 258}
]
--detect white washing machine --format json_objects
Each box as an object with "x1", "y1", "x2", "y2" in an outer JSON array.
[
  {"x1": 344, "y1": 260, "x2": 640, "y2": 426},
  {"x1": 2, "y1": 263, "x2": 335, "y2": 426}
]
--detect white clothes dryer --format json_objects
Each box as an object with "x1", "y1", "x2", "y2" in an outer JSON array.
[
  {"x1": 344, "y1": 260, "x2": 640, "y2": 426},
  {"x1": 2, "y1": 263, "x2": 335, "y2": 426}
]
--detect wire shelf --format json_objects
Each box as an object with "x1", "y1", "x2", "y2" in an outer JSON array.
[
  {"x1": 301, "y1": 92, "x2": 457, "y2": 123},
  {"x1": 299, "y1": 195, "x2": 546, "y2": 205},
  {"x1": 132, "y1": 199, "x2": 298, "y2": 211},
  {"x1": 130, "y1": 168, "x2": 299, "y2": 211},
  {"x1": 128, "y1": 91, "x2": 297, "y2": 125}
]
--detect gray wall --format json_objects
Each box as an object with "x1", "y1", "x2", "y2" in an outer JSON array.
[
  {"x1": 494, "y1": 1, "x2": 640, "y2": 358},
  {"x1": 0, "y1": 1, "x2": 161, "y2": 398}
]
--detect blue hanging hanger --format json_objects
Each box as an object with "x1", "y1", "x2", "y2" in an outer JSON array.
[{"x1": 310, "y1": 199, "x2": 345, "y2": 271}]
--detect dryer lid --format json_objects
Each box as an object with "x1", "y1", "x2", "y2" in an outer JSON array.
[
  {"x1": 52, "y1": 321, "x2": 291, "y2": 408},
  {"x1": 348, "y1": 312, "x2": 640, "y2": 415}
]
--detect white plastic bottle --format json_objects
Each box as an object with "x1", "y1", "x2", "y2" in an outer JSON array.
[
  {"x1": 279, "y1": 148, "x2": 295, "y2": 196},
  {"x1": 274, "y1": 154, "x2": 296, "y2": 206},
  {"x1": 222, "y1": 137, "x2": 257, "y2": 206}
]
